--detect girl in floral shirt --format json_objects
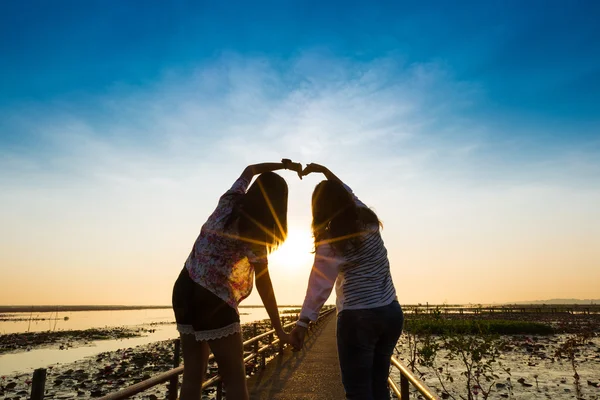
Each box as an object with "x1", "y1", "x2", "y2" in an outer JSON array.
[{"x1": 172, "y1": 160, "x2": 302, "y2": 400}]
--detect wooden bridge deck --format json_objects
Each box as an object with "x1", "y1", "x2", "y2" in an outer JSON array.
[{"x1": 247, "y1": 313, "x2": 346, "y2": 399}]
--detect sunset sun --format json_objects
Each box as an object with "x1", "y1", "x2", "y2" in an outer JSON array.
[{"x1": 269, "y1": 227, "x2": 315, "y2": 272}]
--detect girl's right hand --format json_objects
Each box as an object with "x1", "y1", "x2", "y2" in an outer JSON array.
[
  {"x1": 290, "y1": 326, "x2": 307, "y2": 351},
  {"x1": 282, "y1": 159, "x2": 303, "y2": 179}
]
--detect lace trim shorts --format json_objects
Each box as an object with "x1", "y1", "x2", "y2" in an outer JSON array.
[{"x1": 172, "y1": 267, "x2": 241, "y2": 341}]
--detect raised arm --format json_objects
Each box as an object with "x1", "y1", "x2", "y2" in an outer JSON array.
[
  {"x1": 240, "y1": 160, "x2": 302, "y2": 182},
  {"x1": 301, "y1": 163, "x2": 367, "y2": 208},
  {"x1": 300, "y1": 163, "x2": 342, "y2": 183}
]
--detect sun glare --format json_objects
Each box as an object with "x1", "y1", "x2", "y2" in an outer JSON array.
[{"x1": 269, "y1": 228, "x2": 315, "y2": 272}]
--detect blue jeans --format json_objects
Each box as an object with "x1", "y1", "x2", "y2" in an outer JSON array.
[{"x1": 337, "y1": 301, "x2": 404, "y2": 400}]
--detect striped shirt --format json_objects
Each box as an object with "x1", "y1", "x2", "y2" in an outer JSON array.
[{"x1": 298, "y1": 185, "x2": 397, "y2": 322}]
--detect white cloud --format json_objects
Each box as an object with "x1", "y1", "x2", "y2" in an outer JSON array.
[{"x1": 1, "y1": 52, "x2": 599, "y2": 305}]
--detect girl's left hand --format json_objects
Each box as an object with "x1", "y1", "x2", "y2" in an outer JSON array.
[
  {"x1": 301, "y1": 162, "x2": 327, "y2": 177},
  {"x1": 277, "y1": 330, "x2": 292, "y2": 345}
]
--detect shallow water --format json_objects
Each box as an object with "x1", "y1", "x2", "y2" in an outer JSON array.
[
  {"x1": 2, "y1": 308, "x2": 177, "y2": 334},
  {"x1": 0, "y1": 307, "x2": 296, "y2": 375}
]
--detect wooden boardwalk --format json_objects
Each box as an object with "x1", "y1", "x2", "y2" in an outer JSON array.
[{"x1": 247, "y1": 313, "x2": 346, "y2": 399}]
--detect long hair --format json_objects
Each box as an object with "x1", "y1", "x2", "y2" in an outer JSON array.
[
  {"x1": 311, "y1": 180, "x2": 380, "y2": 253},
  {"x1": 233, "y1": 172, "x2": 288, "y2": 253}
]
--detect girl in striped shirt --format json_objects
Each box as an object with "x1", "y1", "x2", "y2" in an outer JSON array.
[{"x1": 291, "y1": 163, "x2": 404, "y2": 400}]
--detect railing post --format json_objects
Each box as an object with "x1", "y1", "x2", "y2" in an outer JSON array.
[
  {"x1": 400, "y1": 374, "x2": 409, "y2": 399},
  {"x1": 31, "y1": 368, "x2": 46, "y2": 400},
  {"x1": 279, "y1": 317, "x2": 285, "y2": 354},
  {"x1": 253, "y1": 322, "x2": 265, "y2": 369},
  {"x1": 167, "y1": 338, "x2": 180, "y2": 400},
  {"x1": 216, "y1": 380, "x2": 223, "y2": 400},
  {"x1": 253, "y1": 323, "x2": 258, "y2": 354}
]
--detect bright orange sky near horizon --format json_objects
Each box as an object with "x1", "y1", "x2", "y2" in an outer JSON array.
[{"x1": 1, "y1": 168, "x2": 599, "y2": 307}]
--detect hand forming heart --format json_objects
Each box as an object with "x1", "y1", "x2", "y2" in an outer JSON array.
[
  {"x1": 281, "y1": 158, "x2": 304, "y2": 180},
  {"x1": 281, "y1": 160, "x2": 332, "y2": 181},
  {"x1": 300, "y1": 162, "x2": 327, "y2": 177}
]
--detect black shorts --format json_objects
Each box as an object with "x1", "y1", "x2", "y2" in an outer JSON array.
[{"x1": 172, "y1": 267, "x2": 240, "y2": 340}]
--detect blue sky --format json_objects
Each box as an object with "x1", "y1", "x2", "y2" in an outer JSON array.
[
  {"x1": 1, "y1": 1, "x2": 599, "y2": 305},
  {"x1": 2, "y1": 1, "x2": 599, "y2": 117},
  {"x1": 1, "y1": 1, "x2": 599, "y2": 168}
]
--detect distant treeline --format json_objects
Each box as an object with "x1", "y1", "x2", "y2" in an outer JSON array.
[
  {"x1": 509, "y1": 299, "x2": 600, "y2": 305},
  {"x1": 4, "y1": 302, "x2": 596, "y2": 314}
]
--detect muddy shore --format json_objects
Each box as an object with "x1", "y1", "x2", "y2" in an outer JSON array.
[
  {"x1": 0, "y1": 320, "x2": 277, "y2": 400},
  {"x1": 0, "y1": 327, "x2": 150, "y2": 355},
  {"x1": 395, "y1": 312, "x2": 600, "y2": 399}
]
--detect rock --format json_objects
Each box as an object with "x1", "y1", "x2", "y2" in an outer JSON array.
[
  {"x1": 588, "y1": 380, "x2": 599, "y2": 387},
  {"x1": 517, "y1": 377, "x2": 533, "y2": 387},
  {"x1": 496, "y1": 383, "x2": 506, "y2": 389},
  {"x1": 77, "y1": 372, "x2": 89, "y2": 380},
  {"x1": 6, "y1": 382, "x2": 17, "y2": 389}
]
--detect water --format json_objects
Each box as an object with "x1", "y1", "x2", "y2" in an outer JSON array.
[
  {"x1": 0, "y1": 307, "x2": 284, "y2": 334},
  {"x1": 0, "y1": 308, "x2": 175, "y2": 334},
  {"x1": 0, "y1": 306, "x2": 298, "y2": 375}
]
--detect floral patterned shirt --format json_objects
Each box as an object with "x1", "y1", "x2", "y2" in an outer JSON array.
[{"x1": 184, "y1": 177, "x2": 267, "y2": 312}]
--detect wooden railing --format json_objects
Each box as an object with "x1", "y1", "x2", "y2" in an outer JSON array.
[
  {"x1": 94, "y1": 307, "x2": 336, "y2": 400},
  {"x1": 388, "y1": 356, "x2": 440, "y2": 400}
]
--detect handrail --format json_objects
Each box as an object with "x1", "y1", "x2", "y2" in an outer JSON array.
[
  {"x1": 388, "y1": 355, "x2": 440, "y2": 400},
  {"x1": 97, "y1": 367, "x2": 184, "y2": 400},
  {"x1": 96, "y1": 307, "x2": 336, "y2": 400}
]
